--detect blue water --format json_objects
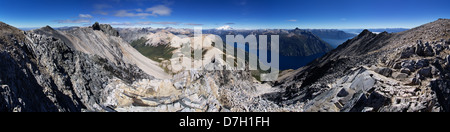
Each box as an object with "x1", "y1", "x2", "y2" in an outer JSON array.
[
  {"x1": 228, "y1": 43, "x2": 325, "y2": 70},
  {"x1": 322, "y1": 37, "x2": 354, "y2": 48}
]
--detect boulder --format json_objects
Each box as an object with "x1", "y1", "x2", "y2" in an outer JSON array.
[
  {"x1": 393, "y1": 72, "x2": 408, "y2": 79},
  {"x1": 92, "y1": 22, "x2": 120, "y2": 37},
  {"x1": 434, "y1": 44, "x2": 443, "y2": 55},
  {"x1": 401, "y1": 47, "x2": 415, "y2": 58},
  {"x1": 418, "y1": 67, "x2": 432, "y2": 78},
  {"x1": 415, "y1": 59, "x2": 429, "y2": 69},
  {"x1": 374, "y1": 67, "x2": 393, "y2": 77},
  {"x1": 400, "y1": 68, "x2": 411, "y2": 75},
  {"x1": 393, "y1": 62, "x2": 402, "y2": 69},
  {"x1": 423, "y1": 42, "x2": 435, "y2": 56},
  {"x1": 401, "y1": 60, "x2": 416, "y2": 71},
  {"x1": 337, "y1": 88, "x2": 349, "y2": 97},
  {"x1": 416, "y1": 42, "x2": 424, "y2": 56},
  {"x1": 410, "y1": 77, "x2": 421, "y2": 85},
  {"x1": 350, "y1": 73, "x2": 376, "y2": 92}
]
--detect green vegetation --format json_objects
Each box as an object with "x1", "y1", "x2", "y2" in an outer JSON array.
[{"x1": 130, "y1": 37, "x2": 177, "y2": 63}]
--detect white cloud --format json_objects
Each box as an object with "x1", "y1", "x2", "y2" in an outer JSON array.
[
  {"x1": 137, "y1": 21, "x2": 179, "y2": 25},
  {"x1": 108, "y1": 22, "x2": 133, "y2": 26},
  {"x1": 113, "y1": 5, "x2": 172, "y2": 18},
  {"x1": 288, "y1": 19, "x2": 297, "y2": 22},
  {"x1": 56, "y1": 19, "x2": 91, "y2": 24},
  {"x1": 145, "y1": 5, "x2": 172, "y2": 16},
  {"x1": 115, "y1": 10, "x2": 154, "y2": 17},
  {"x1": 79, "y1": 14, "x2": 93, "y2": 18}
]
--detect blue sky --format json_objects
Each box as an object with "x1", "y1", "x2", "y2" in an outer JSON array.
[{"x1": 1, "y1": 0, "x2": 449, "y2": 29}]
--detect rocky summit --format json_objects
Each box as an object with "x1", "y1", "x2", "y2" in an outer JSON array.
[
  {"x1": 1, "y1": 19, "x2": 450, "y2": 112},
  {"x1": 272, "y1": 19, "x2": 450, "y2": 112}
]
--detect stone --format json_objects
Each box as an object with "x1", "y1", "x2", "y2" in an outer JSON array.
[
  {"x1": 393, "y1": 72, "x2": 408, "y2": 79},
  {"x1": 362, "y1": 107, "x2": 374, "y2": 112},
  {"x1": 401, "y1": 47, "x2": 415, "y2": 58},
  {"x1": 431, "y1": 66, "x2": 439, "y2": 76},
  {"x1": 415, "y1": 42, "x2": 424, "y2": 56},
  {"x1": 337, "y1": 88, "x2": 349, "y2": 97},
  {"x1": 415, "y1": 59, "x2": 429, "y2": 69},
  {"x1": 423, "y1": 42, "x2": 435, "y2": 56},
  {"x1": 350, "y1": 73, "x2": 376, "y2": 92},
  {"x1": 400, "y1": 68, "x2": 411, "y2": 75},
  {"x1": 418, "y1": 67, "x2": 433, "y2": 78},
  {"x1": 375, "y1": 67, "x2": 393, "y2": 77},
  {"x1": 434, "y1": 44, "x2": 443, "y2": 55},
  {"x1": 446, "y1": 55, "x2": 450, "y2": 67},
  {"x1": 174, "y1": 81, "x2": 185, "y2": 90},
  {"x1": 393, "y1": 62, "x2": 402, "y2": 69},
  {"x1": 92, "y1": 22, "x2": 119, "y2": 37},
  {"x1": 401, "y1": 60, "x2": 416, "y2": 71},
  {"x1": 410, "y1": 77, "x2": 421, "y2": 85}
]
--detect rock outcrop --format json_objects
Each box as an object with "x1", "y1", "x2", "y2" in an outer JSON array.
[
  {"x1": 92, "y1": 22, "x2": 119, "y2": 37},
  {"x1": 272, "y1": 19, "x2": 450, "y2": 112},
  {"x1": 0, "y1": 22, "x2": 150, "y2": 111}
]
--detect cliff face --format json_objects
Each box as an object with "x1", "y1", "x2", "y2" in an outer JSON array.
[
  {"x1": 0, "y1": 22, "x2": 150, "y2": 112},
  {"x1": 271, "y1": 19, "x2": 450, "y2": 112},
  {"x1": 30, "y1": 24, "x2": 171, "y2": 79}
]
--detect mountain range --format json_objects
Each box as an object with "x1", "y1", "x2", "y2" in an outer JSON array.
[{"x1": 1, "y1": 19, "x2": 449, "y2": 112}]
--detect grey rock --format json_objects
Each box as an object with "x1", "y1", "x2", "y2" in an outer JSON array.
[
  {"x1": 401, "y1": 60, "x2": 416, "y2": 71},
  {"x1": 446, "y1": 55, "x2": 450, "y2": 67},
  {"x1": 423, "y1": 42, "x2": 435, "y2": 56},
  {"x1": 430, "y1": 80, "x2": 450, "y2": 111},
  {"x1": 410, "y1": 77, "x2": 421, "y2": 85},
  {"x1": 393, "y1": 72, "x2": 408, "y2": 79},
  {"x1": 416, "y1": 42, "x2": 424, "y2": 56},
  {"x1": 415, "y1": 59, "x2": 429, "y2": 69},
  {"x1": 434, "y1": 44, "x2": 443, "y2": 55},
  {"x1": 337, "y1": 88, "x2": 349, "y2": 97},
  {"x1": 400, "y1": 68, "x2": 411, "y2": 75},
  {"x1": 350, "y1": 73, "x2": 376, "y2": 92},
  {"x1": 418, "y1": 67, "x2": 433, "y2": 78},
  {"x1": 92, "y1": 22, "x2": 119, "y2": 37},
  {"x1": 401, "y1": 47, "x2": 415, "y2": 58},
  {"x1": 393, "y1": 62, "x2": 402, "y2": 69},
  {"x1": 374, "y1": 67, "x2": 393, "y2": 77}
]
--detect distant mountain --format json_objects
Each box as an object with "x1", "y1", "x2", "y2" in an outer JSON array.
[
  {"x1": 304, "y1": 29, "x2": 356, "y2": 40},
  {"x1": 202, "y1": 28, "x2": 333, "y2": 57},
  {"x1": 216, "y1": 25, "x2": 234, "y2": 30},
  {"x1": 118, "y1": 28, "x2": 333, "y2": 71},
  {"x1": 304, "y1": 29, "x2": 357, "y2": 48},
  {"x1": 341, "y1": 28, "x2": 409, "y2": 34}
]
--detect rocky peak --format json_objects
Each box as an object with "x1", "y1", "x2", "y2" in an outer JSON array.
[
  {"x1": 42, "y1": 25, "x2": 54, "y2": 31},
  {"x1": 358, "y1": 29, "x2": 374, "y2": 37},
  {"x1": 92, "y1": 22, "x2": 119, "y2": 37}
]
